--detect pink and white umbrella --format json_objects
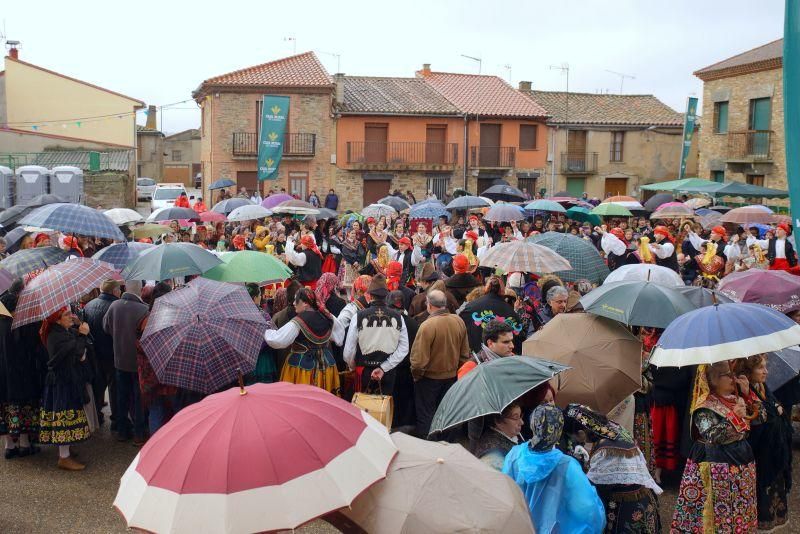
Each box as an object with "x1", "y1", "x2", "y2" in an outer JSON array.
[{"x1": 114, "y1": 382, "x2": 397, "y2": 534}]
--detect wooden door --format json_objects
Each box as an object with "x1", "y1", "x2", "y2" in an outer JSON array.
[
  {"x1": 236, "y1": 171, "x2": 258, "y2": 196},
  {"x1": 567, "y1": 130, "x2": 587, "y2": 172},
  {"x1": 604, "y1": 177, "x2": 628, "y2": 197},
  {"x1": 363, "y1": 179, "x2": 391, "y2": 207},
  {"x1": 426, "y1": 125, "x2": 447, "y2": 164},
  {"x1": 479, "y1": 124, "x2": 501, "y2": 166},
  {"x1": 164, "y1": 166, "x2": 191, "y2": 186},
  {"x1": 365, "y1": 124, "x2": 388, "y2": 163}
]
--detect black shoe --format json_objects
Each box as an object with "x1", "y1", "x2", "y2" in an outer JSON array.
[
  {"x1": 4, "y1": 448, "x2": 19, "y2": 459},
  {"x1": 114, "y1": 431, "x2": 132, "y2": 442},
  {"x1": 18, "y1": 446, "x2": 40, "y2": 457}
]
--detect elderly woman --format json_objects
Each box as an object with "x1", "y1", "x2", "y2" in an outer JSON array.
[
  {"x1": 671, "y1": 361, "x2": 758, "y2": 532},
  {"x1": 540, "y1": 285, "x2": 568, "y2": 325},
  {"x1": 503, "y1": 404, "x2": 605, "y2": 533},
  {"x1": 470, "y1": 402, "x2": 523, "y2": 471}
]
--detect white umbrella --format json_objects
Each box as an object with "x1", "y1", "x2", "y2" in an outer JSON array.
[
  {"x1": 603, "y1": 264, "x2": 684, "y2": 287},
  {"x1": 227, "y1": 204, "x2": 273, "y2": 222},
  {"x1": 361, "y1": 203, "x2": 397, "y2": 219},
  {"x1": 104, "y1": 208, "x2": 144, "y2": 225}
]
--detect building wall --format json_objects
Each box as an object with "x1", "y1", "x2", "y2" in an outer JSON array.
[
  {"x1": 84, "y1": 172, "x2": 134, "y2": 209},
  {"x1": 466, "y1": 118, "x2": 548, "y2": 170},
  {"x1": 3, "y1": 58, "x2": 140, "y2": 147},
  {"x1": 0, "y1": 128, "x2": 122, "y2": 152},
  {"x1": 136, "y1": 132, "x2": 164, "y2": 180}
]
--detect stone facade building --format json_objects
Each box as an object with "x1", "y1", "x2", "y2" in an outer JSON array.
[
  {"x1": 136, "y1": 106, "x2": 164, "y2": 180},
  {"x1": 163, "y1": 128, "x2": 201, "y2": 187}
]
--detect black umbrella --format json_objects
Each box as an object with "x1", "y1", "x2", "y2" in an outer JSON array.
[
  {"x1": 643, "y1": 193, "x2": 674, "y2": 212},
  {"x1": 709, "y1": 205, "x2": 732, "y2": 213},
  {"x1": 208, "y1": 178, "x2": 236, "y2": 190},
  {"x1": 378, "y1": 196, "x2": 411, "y2": 212},
  {"x1": 767, "y1": 348, "x2": 800, "y2": 391},
  {"x1": 481, "y1": 184, "x2": 526, "y2": 202}
]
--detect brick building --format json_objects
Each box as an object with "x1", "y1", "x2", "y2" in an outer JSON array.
[{"x1": 694, "y1": 39, "x2": 784, "y2": 190}]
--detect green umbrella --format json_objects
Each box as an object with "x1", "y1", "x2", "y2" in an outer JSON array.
[
  {"x1": 580, "y1": 280, "x2": 695, "y2": 328},
  {"x1": 121, "y1": 243, "x2": 222, "y2": 281},
  {"x1": 524, "y1": 199, "x2": 566, "y2": 213},
  {"x1": 527, "y1": 231, "x2": 609, "y2": 284},
  {"x1": 203, "y1": 251, "x2": 292, "y2": 285},
  {"x1": 591, "y1": 203, "x2": 633, "y2": 217},
  {"x1": 429, "y1": 356, "x2": 570, "y2": 435},
  {"x1": 565, "y1": 206, "x2": 602, "y2": 226}
]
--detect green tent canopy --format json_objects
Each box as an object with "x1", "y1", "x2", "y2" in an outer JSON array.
[
  {"x1": 677, "y1": 181, "x2": 789, "y2": 199},
  {"x1": 639, "y1": 178, "x2": 714, "y2": 192}
]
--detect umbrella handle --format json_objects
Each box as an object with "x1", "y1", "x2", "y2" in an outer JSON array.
[{"x1": 237, "y1": 368, "x2": 247, "y2": 396}]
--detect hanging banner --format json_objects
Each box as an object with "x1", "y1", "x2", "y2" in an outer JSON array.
[
  {"x1": 678, "y1": 97, "x2": 698, "y2": 179},
  {"x1": 257, "y1": 95, "x2": 289, "y2": 181},
  {"x1": 785, "y1": 1, "x2": 800, "y2": 247}
]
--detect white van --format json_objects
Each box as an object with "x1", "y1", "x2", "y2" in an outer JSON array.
[{"x1": 150, "y1": 183, "x2": 187, "y2": 211}]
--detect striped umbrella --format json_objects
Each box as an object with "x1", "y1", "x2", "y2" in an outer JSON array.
[
  {"x1": 479, "y1": 240, "x2": 572, "y2": 274},
  {"x1": 13, "y1": 258, "x2": 118, "y2": 328},
  {"x1": 92, "y1": 242, "x2": 156, "y2": 271},
  {"x1": 19, "y1": 203, "x2": 125, "y2": 241},
  {"x1": 140, "y1": 277, "x2": 268, "y2": 393},
  {"x1": 527, "y1": 232, "x2": 609, "y2": 284},
  {"x1": 483, "y1": 203, "x2": 524, "y2": 223},
  {"x1": 0, "y1": 247, "x2": 69, "y2": 278}
]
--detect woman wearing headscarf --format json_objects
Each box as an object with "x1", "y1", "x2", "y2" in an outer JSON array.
[
  {"x1": 503, "y1": 404, "x2": 605, "y2": 533},
  {"x1": 340, "y1": 227, "x2": 366, "y2": 295},
  {"x1": 285, "y1": 234, "x2": 323, "y2": 289},
  {"x1": 368, "y1": 244, "x2": 391, "y2": 278},
  {"x1": 670, "y1": 361, "x2": 758, "y2": 533},
  {"x1": 565, "y1": 404, "x2": 662, "y2": 533},
  {"x1": 315, "y1": 272, "x2": 346, "y2": 317},
  {"x1": 366, "y1": 218, "x2": 388, "y2": 256}
]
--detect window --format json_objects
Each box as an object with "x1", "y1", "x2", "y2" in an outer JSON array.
[
  {"x1": 518, "y1": 177, "x2": 537, "y2": 197},
  {"x1": 713, "y1": 101, "x2": 729, "y2": 134},
  {"x1": 519, "y1": 125, "x2": 538, "y2": 150},
  {"x1": 711, "y1": 170, "x2": 725, "y2": 183},
  {"x1": 746, "y1": 175, "x2": 765, "y2": 187},
  {"x1": 289, "y1": 171, "x2": 309, "y2": 201},
  {"x1": 610, "y1": 132, "x2": 624, "y2": 162},
  {"x1": 427, "y1": 174, "x2": 450, "y2": 200},
  {"x1": 172, "y1": 150, "x2": 182, "y2": 162}
]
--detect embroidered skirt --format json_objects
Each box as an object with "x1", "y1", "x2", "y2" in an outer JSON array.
[
  {"x1": 1, "y1": 402, "x2": 40, "y2": 437},
  {"x1": 280, "y1": 348, "x2": 340, "y2": 396},
  {"x1": 633, "y1": 410, "x2": 656, "y2": 476},
  {"x1": 756, "y1": 470, "x2": 789, "y2": 531},
  {"x1": 250, "y1": 348, "x2": 278, "y2": 384},
  {"x1": 39, "y1": 383, "x2": 90, "y2": 446},
  {"x1": 596, "y1": 484, "x2": 661, "y2": 534}
]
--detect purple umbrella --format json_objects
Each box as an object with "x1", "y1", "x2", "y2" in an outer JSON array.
[
  {"x1": 140, "y1": 277, "x2": 267, "y2": 394},
  {"x1": 717, "y1": 270, "x2": 800, "y2": 314},
  {"x1": 261, "y1": 193, "x2": 294, "y2": 209}
]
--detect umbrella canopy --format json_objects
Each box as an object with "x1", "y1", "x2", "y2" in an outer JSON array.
[
  {"x1": 695, "y1": 208, "x2": 723, "y2": 230},
  {"x1": 131, "y1": 223, "x2": 169, "y2": 240},
  {"x1": 377, "y1": 196, "x2": 411, "y2": 212},
  {"x1": 717, "y1": 270, "x2": 800, "y2": 313},
  {"x1": 361, "y1": 203, "x2": 396, "y2": 219},
  {"x1": 104, "y1": 208, "x2": 144, "y2": 226},
  {"x1": 226, "y1": 204, "x2": 273, "y2": 222},
  {"x1": 261, "y1": 193, "x2": 294, "y2": 209},
  {"x1": 674, "y1": 286, "x2": 736, "y2": 308},
  {"x1": 526, "y1": 232, "x2": 609, "y2": 284},
  {"x1": 580, "y1": 280, "x2": 695, "y2": 328},
  {"x1": 0, "y1": 268, "x2": 15, "y2": 295},
  {"x1": 203, "y1": 251, "x2": 293, "y2": 285},
  {"x1": 199, "y1": 211, "x2": 226, "y2": 223},
  {"x1": 208, "y1": 178, "x2": 236, "y2": 190},
  {"x1": 603, "y1": 263, "x2": 684, "y2": 287},
  {"x1": 709, "y1": 205, "x2": 733, "y2": 213},
  {"x1": 650, "y1": 202, "x2": 694, "y2": 219},
  {"x1": 643, "y1": 193, "x2": 675, "y2": 211},
  {"x1": 147, "y1": 207, "x2": 200, "y2": 222},
  {"x1": 212, "y1": 198, "x2": 254, "y2": 215},
  {"x1": 680, "y1": 181, "x2": 789, "y2": 199},
  {"x1": 4, "y1": 227, "x2": 30, "y2": 252},
  {"x1": 0, "y1": 194, "x2": 68, "y2": 227},
  {"x1": 608, "y1": 200, "x2": 646, "y2": 212},
  {"x1": 720, "y1": 205, "x2": 778, "y2": 225},
  {"x1": 122, "y1": 243, "x2": 222, "y2": 281},
  {"x1": 19, "y1": 203, "x2": 124, "y2": 241},
  {"x1": 480, "y1": 240, "x2": 572, "y2": 274},
  {"x1": 315, "y1": 207, "x2": 338, "y2": 219},
  {"x1": 524, "y1": 199, "x2": 566, "y2": 213},
  {"x1": 766, "y1": 349, "x2": 800, "y2": 391},
  {"x1": 446, "y1": 195, "x2": 491, "y2": 210},
  {"x1": 483, "y1": 203, "x2": 524, "y2": 223},
  {"x1": 602, "y1": 195, "x2": 637, "y2": 203},
  {"x1": 92, "y1": 242, "x2": 156, "y2": 271},
  {"x1": 429, "y1": 356, "x2": 570, "y2": 434},
  {"x1": 409, "y1": 203, "x2": 450, "y2": 220},
  {"x1": 141, "y1": 278, "x2": 267, "y2": 393},
  {"x1": 591, "y1": 203, "x2": 632, "y2": 217},
  {"x1": 522, "y1": 314, "x2": 642, "y2": 413},
  {"x1": 639, "y1": 178, "x2": 715, "y2": 192},
  {"x1": 0, "y1": 247, "x2": 68, "y2": 278},
  {"x1": 684, "y1": 197, "x2": 711, "y2": 209},
  {"x1": 341, "y1": 433, "x2": 534, "y2": 534},
  {"x1": 481, "y1": 184, "x2": 526, "y2": 202},
  {"x1": 565, "y1": 206, "x2": 602, "y2": 226},
  {"x1": 272, "y1": 199, "x2": 321, "y2": 215},
  {"x1": 650, "y1": 303, "x2": 800, "y2": 367},
  {"x1": 13, "y1": 258, "x2": 117, "y2": 328},
  {"x1": 114, "y1": 382, "x2": 396, "y2": 534}
]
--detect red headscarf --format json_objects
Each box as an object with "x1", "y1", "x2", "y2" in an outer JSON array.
[
  {"x1": 300, "y1": 234, "x2": 322, "y2": 257},
  {"x1": 315, "y1": 272, "x2": 339, "y2": 310},
  {"x1": 778, "y1": 222, "x2": 791, "y2": 235},
  {"x1": 653, "y1": 225, "x2": 674, "y2": 243},
  {"x1": 34, "y1": 233, "x2": 50, "y2": 247},
  {"x1": 711, "y1": 226, "x2": 727, "y2": 241},
  {"x1": 39, "y1": 307, "x2": 69, "y2": 345},
  {"x1": 386, "y1": 261, "x2": 403, "y2": 291},
  {"x1": 452, "y1": 254, "x2": 470, "y2": 274},
  {"x1": 232, "y1": 234, "x2": 246, "y2": 250},
  {"x1": 352, "y1": 275, "x2": 372, "y2": 300},
  {"x1": 61, "y1": 236, "x2": 84, "y2": 256},
  {"x1": 610, "y1": 228, "x2": 626, "y2": 243}
]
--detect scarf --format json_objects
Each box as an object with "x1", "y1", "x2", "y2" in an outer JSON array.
[
  {"x1": 386, "y1": 261, "x2": 402, "y2": 291},
  {"x1": 40, "y1": 306, "x2": 69, "y2": 345},
  {"x1": 638, "y1": 236, "x2": 654, "y2": 263},
  {"x1": 272, "y1": 288, "x2": 288, "y2": 315},
  {"x1": 529, "y1": 404, "x2": 564, "y2": 452},
  {"x1": 314, "y1": 273, "x2": 339, "y2": 310},
  {"x1": 352, "y1": 275, "x2": 372, "y2": 302},
  {"x1": 300, "y1": 234, "x2": 322, "y2": 258}
]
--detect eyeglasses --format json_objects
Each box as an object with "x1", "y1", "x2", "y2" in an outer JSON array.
[{"x1": 504, "y1": 414, "x2": 523, "y2": 421}]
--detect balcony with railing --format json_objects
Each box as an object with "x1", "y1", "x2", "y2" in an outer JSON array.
[
  {"x1": 469, "y1": 146, "x2": 516, "y2": 168},
  {"x1": 344, "y1": 141, "x2": 458, "y2": 170},
  {"x1": 232, "y1": 132, "x2": 316, "y2": 158},
  {"x1": 560, "y1": 152, "x2": 598, "y2": 175},
  {"x1": 727, "y1": 130, "x2": 773, "y2": 162}
]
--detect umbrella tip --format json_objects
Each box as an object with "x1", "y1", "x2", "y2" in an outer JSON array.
[
  {"x1": 237, "y1": 368, "x2": 247, "y2": 396},
  {"x1": 436, "y1": 457, "x2": 445, "y2": 464}
]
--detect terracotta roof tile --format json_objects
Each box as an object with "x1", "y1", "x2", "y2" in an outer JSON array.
[
  {"x1": 199, "y1": 52, "x2": 332, "y2": 89},
  {"x1": 337, "y1": 76, "x2": 459, "y2": 115},
  {"x1": 694, "y1": 39, "x2": 782, "y2": 78},
  {"x1": 422, "y1": 72, "x2": 548, "y2": 118},
  {"x1": 525, "y1": 90, "x2": 683, "y2": 126}
]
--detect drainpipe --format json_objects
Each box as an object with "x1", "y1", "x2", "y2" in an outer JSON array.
[
  {"x1": 550, "y1": 125, "x2": 557, "y2": 196},
  {"x1": 463, "y1": 114, "x2": 468, "y2": 190}
]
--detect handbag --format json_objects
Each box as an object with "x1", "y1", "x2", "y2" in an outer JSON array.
[{"x1": 351, "y1": 380, "x2": 393, "y2": 430}]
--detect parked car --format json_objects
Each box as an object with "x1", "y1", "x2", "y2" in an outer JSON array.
[
  {"x1": 137, "y1": 177, "x2": 156, "y2": 200},
  {"x1": 150, "y1": 183, "x2": 188, "y2": 211}
]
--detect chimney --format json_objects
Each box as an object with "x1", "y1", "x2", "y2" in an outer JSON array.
[
  {"x1": 334, "y1": 73, "x2": 345, "y2": 107},
  {"x1": 145, "y1": 105, "x2": 157, "y2": 130},
  {"x1": 420, "y1": 63, "x2": 432, "y2": 77},
  {"x1": 518, "y1": 81, "x2": 532, "y2": 92},
  {"x1": 6, "y1": 40, "x2": 20, "y2": 60}
]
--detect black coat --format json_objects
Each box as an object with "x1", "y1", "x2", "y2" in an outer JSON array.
[
  {"x1": 83, "y1": 293, "x2": 117, "y2": 360},
  {"x1": 44, "y1": 323, "x2": 88, "y2": 386},
  {"x1": 459, "y1": 293, "x2": 523, "y2": 354},
  {"x1": 0, "y1": 316, "x2": 46, "y2": 403}
]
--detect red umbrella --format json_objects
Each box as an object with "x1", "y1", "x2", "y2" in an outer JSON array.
[
  {"x1": 199, "y1": 210, "x2": 227, "y2": 223},
  {"x1": 651, "y1": 202, "x2": 695, "y2": 219},
  {"x1": 718, "y1": 270, "x2": 800, "y2": 313},
  {"x1": 114, "y1": 382, "x2": 397, "y2": 534}
]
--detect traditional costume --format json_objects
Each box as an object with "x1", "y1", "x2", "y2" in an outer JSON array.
[
  {"x1": 285, "y1": 235, "x2": 323, "y2": 289},
  {"x1": 651, "y1": 226, "x2": 679, "y2": 272},
  {"x1": 600, "y1": 228, "x2": 639, "y2": 271},
  {"x1": 748, "y1": 223, "x2": 798, "y2": 271}
]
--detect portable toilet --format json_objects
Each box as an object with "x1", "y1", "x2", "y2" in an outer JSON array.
[
  {"x1": 0, "y1": 166, "x2": 14, "y2": 209},
  {"x1": 50, "y1": 166, "x2": 84, "y2": 204},
  {"x1": 15, "y1": 165, "x2": 49, "y2": 205}
]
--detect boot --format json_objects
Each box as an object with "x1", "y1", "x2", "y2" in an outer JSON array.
[{"x1": 57, "y1": 456, "x2": 86, "y2": 471}]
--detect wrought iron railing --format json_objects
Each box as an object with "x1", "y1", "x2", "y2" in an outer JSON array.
[
  {"x1": 346, "y1": 141, "x2": 458, "y2": 165},
  {"x1": 469, "y1": 146, "x2": 516, "y2": 167},
  {"x1": 232, "y1": 132, "x2": 316, "y2": 157}
]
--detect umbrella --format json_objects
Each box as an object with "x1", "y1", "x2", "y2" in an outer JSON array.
[
  {"x1": 203, "y1": 250, "x2": 293, "y2": 285},
  {"x1": 13, "y1": 258, "x2": 117, "y2": 328},
  {"x1": 226, "y1": 204, "x2": 273, "y2": 222},
  {"x1": 0, "y1": 194, "x2": 68, "y2": 228},
  {"x1": 315, "y1": 207, "x2": 338, "y2": 220},
  {"x1": 640, "y1": 178, "x2": 715, "y2": 192},
  {"x1": 19, "y1": 203, "x2": 124, "y2": 241},
  {"x1": 131, "y1": 224, "x2": 169, "y2": 240},
  {"x1": 524, "y1": 199, "x2": 566, "y2": 213},
  {"x1": 114, "y1": 382, "x2": 396, "y2": 534},
  {"x1": 709, "y1": 205, "x2": 733, "y2": 213},
  {"x1": 361, "y1": 203, "x2": 397, "y2": 219},
  {"x1": 446, "y1": 195, "x2": 491, "y2": 210},
  {"x1": 208, "y1": 178, "x2": 236, "y2": 190},
  {"x1": 104, "y1": 208, "x2": 144, "y2": 226},
  {"x1": 377, "y1": 196, "x2": 411, "y2": 212},
  {"x1": 199, "y1": 211, "x2": 227, "y2": 223},
  {"x1": 480, "y1": 240, "x2": 572, "y2": 274},
  {"x1": 121, "y1": 243, "x2": 222, "y2": 281},
  {"x1": 766, "y1": 348, "x2": 800, "y2": 391},
  {"x1": 565, "y1": 206, "x2": 602, "y2": 226},
  {"x1": 680, "y1": 181, "x2": 789, "y2": 199},
  {"x1": 272, "y1": 199, "x2": 321, "y2": 215},
  {"x1": 340, "y1": 433, "x2": 534, "y2": 534},
  {"x1": 650, "y1": 303, "x2": 800, "y2": 367},
  {"x1": 717, "y1": 270, "x2": 800, "y2": 313},
  {"x1": 147, "y1": 207, "x2": 200, "y2": 222},
  {"x1": 591, "y1": 203, "x2": 632, "y2": 217},
  {"x1": 0, "y1": 247, "x2": 69, "y2": 278},
  {"x1": 580, "y1": 280, "x2": 695, "y2": 328},
  {"x1": 650, "y1": 202, "x2": 694, "y2": 219},
  {"x1": 643, "y1": 193, "x2": 675, "y2": 212},
  {"x1": 609, "y1": 200, "x2": 646, "y2": 212},
  {"x1": 141, "y1": 278, "x2": 267, "y2": 393},
  {"x1": 481, "y1": 184, "x2": 526, "y2": 202},
  {"x1": 674, "y1": 286, "x2": 735, "y2": 308},
  {"x1": 522, "y1": 314, "x2": 642, "y2": 413},
  {"x1": 553, "y1": 191, "x2": 573, "y2": 198},
  {"x1": 0, "y1": 268, "x2": 15, "y2": 295},
  {"x1": 684, "y1": 197, "x2": 711, "y2": 209},
  {"x1": 478, "y1": 196, "x2": 495, "y2": 206},
  {"x1": 429, "y1": 356, "x2": 570, "y2": 434},
  {"x1": 526, "y1": 232, "x2": 609, "y2": 284},
  {"x1": 602, "y1": 195, "x2": 637, "y2": 203},
  {"x1": 3, "y1": 227, "x2": 30, "y2": 252},
  {"x1": 695, "y1": 208, "x2": 723, "y2": 230},
  {"x1": 92, "y1": 242, "x2": 156, "y2": 271},
  {"x1": 603, "y1": 264, "x2": 684, "y2": 287},
  {"x1": 720, "y1": 206, "x2": 778, "y2": 225},
  {"x1": 212, "y1": 197, "x2": 254, "y2": 215},
  {"x1": 483, "y1": 203, "x2": 524, "y2": 223},
  {"x1": 261, "y1": 193, "x2": 294, "y2": 209},
  {"x1": 409, "y1": 203, "x2": 450, "y2": 220}
]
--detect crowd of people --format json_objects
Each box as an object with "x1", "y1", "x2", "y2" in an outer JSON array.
[{"x1": 0, "y1": 187, "x2": 797, "y2": 533}]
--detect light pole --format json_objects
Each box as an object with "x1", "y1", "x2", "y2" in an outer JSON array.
[{"x1": 461, "y1": 54, "x2": 482, "y2": 74}]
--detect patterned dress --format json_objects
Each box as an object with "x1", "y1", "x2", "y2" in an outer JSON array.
[{"x1": 278, "y1": 311, "x2": 340, "y2": 396}]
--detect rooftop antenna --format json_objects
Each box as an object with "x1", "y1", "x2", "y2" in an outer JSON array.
[
  {"x1": 502, "y1": 64, "x2": 512, "y2": 83},
  {"x1": 605, "y1": 69, "x2": 636, "y2": 94},
  {"x1": 284, "y1": 36, "x2": 297, "y2": 54},
  {"x1": 461, "y1": 54, "x2": 482, "y2": 74},
  {"x1": 317, "y1": 50, "x2": 342, "y2": 73}
]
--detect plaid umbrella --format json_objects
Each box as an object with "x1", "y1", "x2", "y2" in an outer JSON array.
[
  {"x1": 19, "y1": 203, "x2": 125, "y2": 241},
  {"x1": 483, "y1": 203, "x2": 524, "y2": 222},
  {"x1": 13, "y1": 258, "x2": 117, "y2": 328},
  {"x1": 361, "y1": 203, "x2": 396, "y2": 219},
  {"x1": 527, "y1": 232, "x2": 609, "y2": 284},
  {"x1": 0, "y1": 268, "x2": 15, "y2": 294},
  {"x1": 140, "y1": 277, "x2": 268, "y2": 393},
  {"x1": 409, "y1": 203, "x2": 450, "y2": 220},
  {"x1": 0, "y1": 247, "x2": 69, "y2": 278},
  {"x1": 479, "y1": 240, "x2": 572, "y2": 274},
  {"x1": 92, "y1": 242, "x2": 156, "y2": 271}
]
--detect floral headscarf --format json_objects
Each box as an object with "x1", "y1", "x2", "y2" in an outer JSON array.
[
  {"x1": 352, "y1": 275, "x2": 372, "y2": 300},
  {"x1": 565, "y1": 403, "x2": 634, "y2": 444},
  {"x1": 315, "y1": 272, "x2": 339, "y2": 309},
  {"x1": 529, "y1": 404, "x2": 564, "y2": 452},
  {"x1": 272, "y1": 288, "x2": 288, "y2": 315}
]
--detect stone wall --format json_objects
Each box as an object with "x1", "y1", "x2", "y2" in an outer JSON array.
[{"x1": 84, "y1": 172, "x2": 134, "y2": 209}]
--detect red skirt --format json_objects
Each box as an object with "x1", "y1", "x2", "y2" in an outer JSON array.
[
  {"x1": 651, "y1": 404, "x2": 681, "y2": 471},
  {"x1": 770, "y1": 258, "x2": 791, "y2": 271}
]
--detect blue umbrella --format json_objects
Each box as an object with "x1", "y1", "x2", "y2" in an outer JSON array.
[
  {"x1": 650, "y1": 303, "x2": 800, "y2": 367},
  {"x1": 212, "y1": 198, "x2": 254, "y2": 215},
  {"x1": 19, "y1": 203, "x2": 125, "y2": 241},
  {"x1": 409, "y1": 203, "x2": 450, "y2": 220},
  {"x1": 208, "y1": 179, "x2": 236, "y2": 190},
  {"x1": 92, "y1": 242, "x2": 156, "y2": 270}
]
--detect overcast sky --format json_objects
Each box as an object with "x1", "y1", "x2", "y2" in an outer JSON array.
[{"x1": 2, "y1": 0, "x2": 785, "y2": 134}]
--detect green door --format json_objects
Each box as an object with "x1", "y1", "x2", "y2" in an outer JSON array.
[
  {"x1": 748, "y1": 98, "x2": 771, "y2": 157},
  {"x1": 566, "y1": 177, "x2": 585, "y2": 197}
]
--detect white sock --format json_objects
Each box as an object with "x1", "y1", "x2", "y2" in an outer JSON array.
[
  {"x1": 4, "y1": 436, "x2": 16, "y2": 450},
  {"x1": 58, "y1": 445, "x2": 70, "y2": 459},
  {"x1": 18, "y1": 434, "x2": 30, "y2": 448}
]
